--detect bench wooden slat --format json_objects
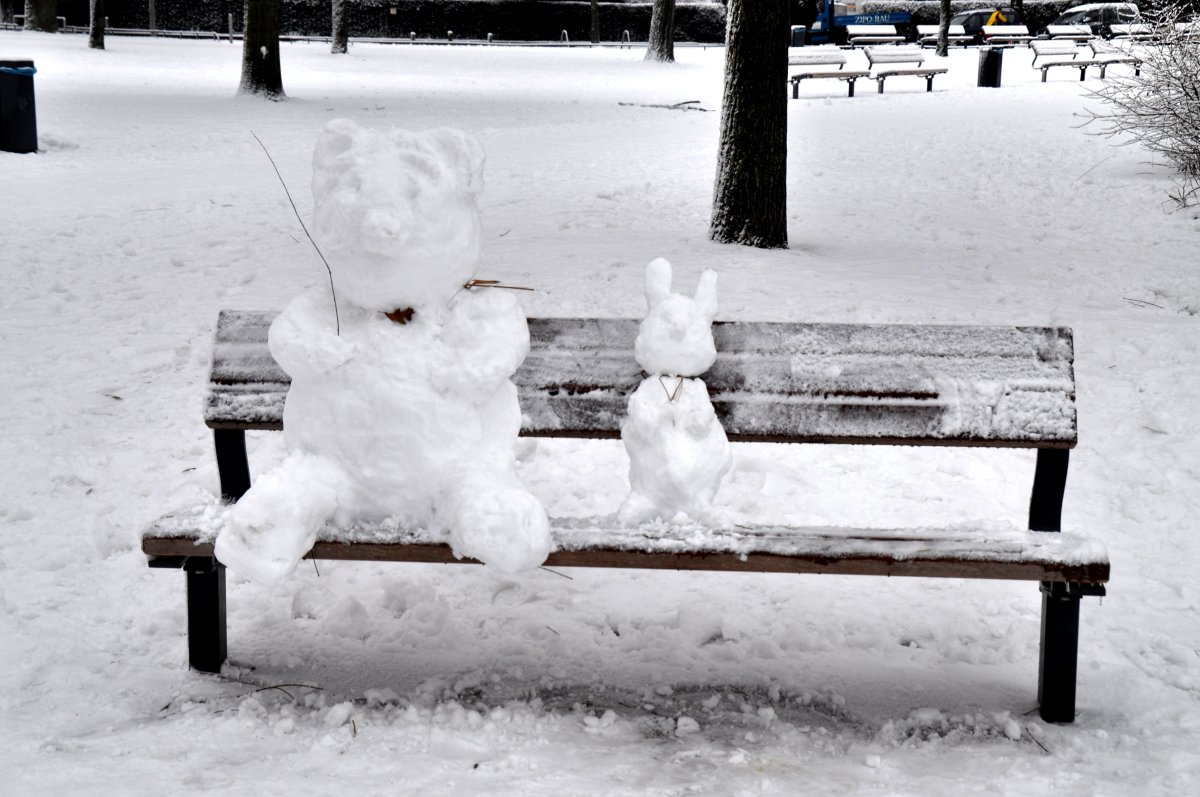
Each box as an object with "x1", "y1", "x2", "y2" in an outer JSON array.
[
  {"x1": 143, "y1": 510, "x2": 1109, "y2": 584},
  {"x1": 205, "y1": 311, "x2": 1077, "y2": 447}
]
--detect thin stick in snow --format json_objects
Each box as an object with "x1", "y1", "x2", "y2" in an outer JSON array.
[{"x1": 250, "y1": 130, "x2": 342, "y2": 336}]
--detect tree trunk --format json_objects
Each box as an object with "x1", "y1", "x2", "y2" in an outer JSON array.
[
  {"x1": 239, "y1": 0, "x2": 285, "y2": 99},
  {"x1": 590, "y1": 0, "x2": 600, "y2": 44},
  {"x1": 88, "y1": 0, "x2": 105, "y2": 49},
  {"x1": 936, "y1": 0, "x2": 951, "y2": 58},
  {"x1": 331, "y1": 0, "x2": 348, "y2": 54},
  {"x1": 23, "y1": 0, "x2": 57, "y2": 31},
  {"x1": 645, "y1": 0, "x2": 676, "y2": 62},
  {"x1": 710, "y1": 0, "x2": 789, "y2": 249}
]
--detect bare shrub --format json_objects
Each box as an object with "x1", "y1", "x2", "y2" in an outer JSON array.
[{"x1": 1085, "y1": 4, "x2": 1200, "y2": 206}]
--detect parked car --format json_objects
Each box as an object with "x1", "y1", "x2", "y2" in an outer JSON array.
[
  {"x1": 1048, "y1": 3, "x2": 1141, "y2": 38},
  {"x1": 950, "y1": 6, "x2": 1024, "y2": 44}
]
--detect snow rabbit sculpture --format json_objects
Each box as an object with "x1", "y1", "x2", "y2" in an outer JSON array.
[
  {"x1": 214, "y1": 119, "x2": 553, "y2": 583},
  {"x1": 618, "y1": 258, "x2": 732, "y2": 524}
]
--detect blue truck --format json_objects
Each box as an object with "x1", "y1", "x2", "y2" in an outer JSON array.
[{"x1": 797, "y1": 2, "x2": 913, "y2": 45}]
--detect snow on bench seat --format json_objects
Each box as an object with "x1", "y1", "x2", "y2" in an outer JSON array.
[{"x1": 144, "y1": 505, "x2": 1109, "y2": 584}]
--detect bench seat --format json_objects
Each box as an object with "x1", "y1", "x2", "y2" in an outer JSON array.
[{"x1": 145, "y1": 507, "x2": 1109, "y2": 584}]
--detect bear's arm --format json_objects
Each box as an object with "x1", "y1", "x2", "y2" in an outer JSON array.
[
  {"x1": 435, "y1": 289, "x2": 531, "y2": 389},
  {"x1": 268, "y1": 288, "x2": 358, "y2": 379}
]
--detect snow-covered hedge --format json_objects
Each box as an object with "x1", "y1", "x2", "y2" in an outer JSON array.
[
  {"x1": 101, "y1": 0, "x2": 727, "y2": 43},
  {"x1": 856, "y1": 1, "x2": 1181, "y2": 35}
]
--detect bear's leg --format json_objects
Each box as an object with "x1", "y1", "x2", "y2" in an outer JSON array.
[
  {"x1": 445, "y1": 464, "x2": 552, "y2": 575},
  {"x1": 617, "y1": 491, "x2": 659, "y2": 526},
  {"x1": 215, "y1": 453, "x2": 350, "y2": 584}
]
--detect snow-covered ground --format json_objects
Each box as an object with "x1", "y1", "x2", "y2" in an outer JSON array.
[{"x1": 2, "y1": 32, "x2": 1198, "y2": 795}]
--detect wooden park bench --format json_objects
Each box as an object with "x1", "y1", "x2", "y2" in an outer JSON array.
[
  {"x1": 845, "y1": 24, "x2": 906, "y2": 47},
  {"x1": 788, "y1": 47, "x2": 871, "y2": 98},
  {"x1": 916, "y1": 24, "x2": 974, "y2": 48},
  {"x1": 864, "y1": 46, "x2": 949, "y2": 93},
  {"x1": 982, "y1": 24, "x2": 1035, "y2": 46},
  {"x1": 142, "y1": 310, "x2": 1109, "y2": 723}
]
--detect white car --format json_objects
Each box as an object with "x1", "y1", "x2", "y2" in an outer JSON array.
[{"x1": 1049, "y1": 3, "x2": 1141, "y2": 39}]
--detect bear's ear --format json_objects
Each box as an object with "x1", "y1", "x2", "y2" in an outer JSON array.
[
  {"x1": 645, "y1": 258, "x2": 672, "y2": 309},
  {"x1": 694, "y1": 269, "x2": 718, "y2": 321},
  {"x1": 311, "y1": 118, "x2": 361, "y2": 194},
  {"x1": 427, "y1": 128, "x2": 486, "y2": 195},
  {"x1": 313, "y1": 118, "x2": 359, "y2": 165}
]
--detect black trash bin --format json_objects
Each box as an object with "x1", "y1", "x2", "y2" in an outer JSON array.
[
  {"x1": 790, "y1": 25, "x2": 807, "y2": 47},
  {"x1": 0, "y1": 60, "x2": 38, "y2": 154},
  {"x1": 977, "y1": 47, "x2": 1003, "y2": 88}
]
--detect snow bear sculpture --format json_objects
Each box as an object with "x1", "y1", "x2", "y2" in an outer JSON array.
[
  {"x1": 214, "y1": 119, "x2": 552, "y2": 583},
  {"x1": 618, "y1": 258, "x2": 732, "y2": 525}
]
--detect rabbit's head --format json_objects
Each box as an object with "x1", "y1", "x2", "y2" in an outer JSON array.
[{"x1": 634, "y1": 258, "x2": 718, "y2": 377}]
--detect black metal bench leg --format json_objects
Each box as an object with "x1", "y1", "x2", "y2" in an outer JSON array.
[
  {"x1": 847, "y1": 79, "x2": 856, "y2": 98},
  {"x1": 186, "y1": 558, "x2": 228, "y2": 673},
  {"x1": 214, "y1": 428, "x2": 252, "y2": 502},
  {"x1": 1038, "y1": 582, "x2": 1080, "y2": 723},
  {"x1": 1029, "y1": 448, "x2": 1069, "y2": 532},
  {"x1": 792, "y1": 80, "x2": 799, "y2": 99},
  {"x1": 926, "y1": 75, "x2": 934, "y2": 92}
]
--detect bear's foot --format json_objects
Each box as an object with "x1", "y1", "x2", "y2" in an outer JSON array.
[{"x1": 448, "y1": 483, "x2": 552, "y2": 574}]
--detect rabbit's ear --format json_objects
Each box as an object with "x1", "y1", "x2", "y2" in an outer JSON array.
[
  {"x1": 645, "y1": 258, "x2": 673, "y2": 309},
  {"x1": 694, "y1": 269, "x2": 718, "y2": 320}
]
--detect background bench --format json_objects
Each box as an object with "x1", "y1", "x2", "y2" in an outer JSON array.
[
  {"x1": 1044, "y1": 24, "x2": 1095, "y2": 42},
  {"x1": 982, "y1": 24, "x2": 1035, "y2": 46},
  {"x1": 788, "y1": 47, "x2": 870, "y2": 98},
  {"x1": 1030, "y1": 39, "x2": 1096, "y2": 81},
  {"x1": 864, "y1": 46, "x2": 949, "y2": 93},
  {"x1": 846, "y1": 24, "x2": 906, "y2": 47},
  {"x1": 1088, "y1": 39, "x2": 1143, "y2": 77},
  {"x1": 1109, "y1": 23, "x2": 1155, "y2": 41},
  {"x1": 916, "y1": 24, "x2": 974, "y2": 48},
  {"x1": 142, "y1": 310, "x2": 1108, "y2": 724}
]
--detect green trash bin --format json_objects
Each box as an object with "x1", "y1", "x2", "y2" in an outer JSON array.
[{"x1": 0, "y1": 60, "x2": 38, "y2": 154}]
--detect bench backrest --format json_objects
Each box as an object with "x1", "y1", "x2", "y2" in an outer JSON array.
[
  {"x1": 846, "y1": 24, "x2": 899, "y2": 36},
  {"x1": 1045, "y1": 24, "x2": 1093, "y2": 38},
  {"x1": 1089, "y1": 38, "x2": 1134, "y2": 56},
  {"x1": 1031, "y1": 40, "x2": 1083, "y2": 57},
  {"x1": 982, "y1": 25, "x2": 1031, "y2": 36},
  {"x1": 864, "y1": 46, "x2": 927, "y2": 66},
  {"x1": 207, "y1": 311, "x2": 1077, "y2": 448},
  {"x1": 787, "y1": 46, "x2": 847, "y2": 67},
  {"x1": 1109, "y1": 23, "x2": 1150, "y2": 36},
  {"x1": 916, "y1": 24, "x2": 967, "y2": 36}
]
